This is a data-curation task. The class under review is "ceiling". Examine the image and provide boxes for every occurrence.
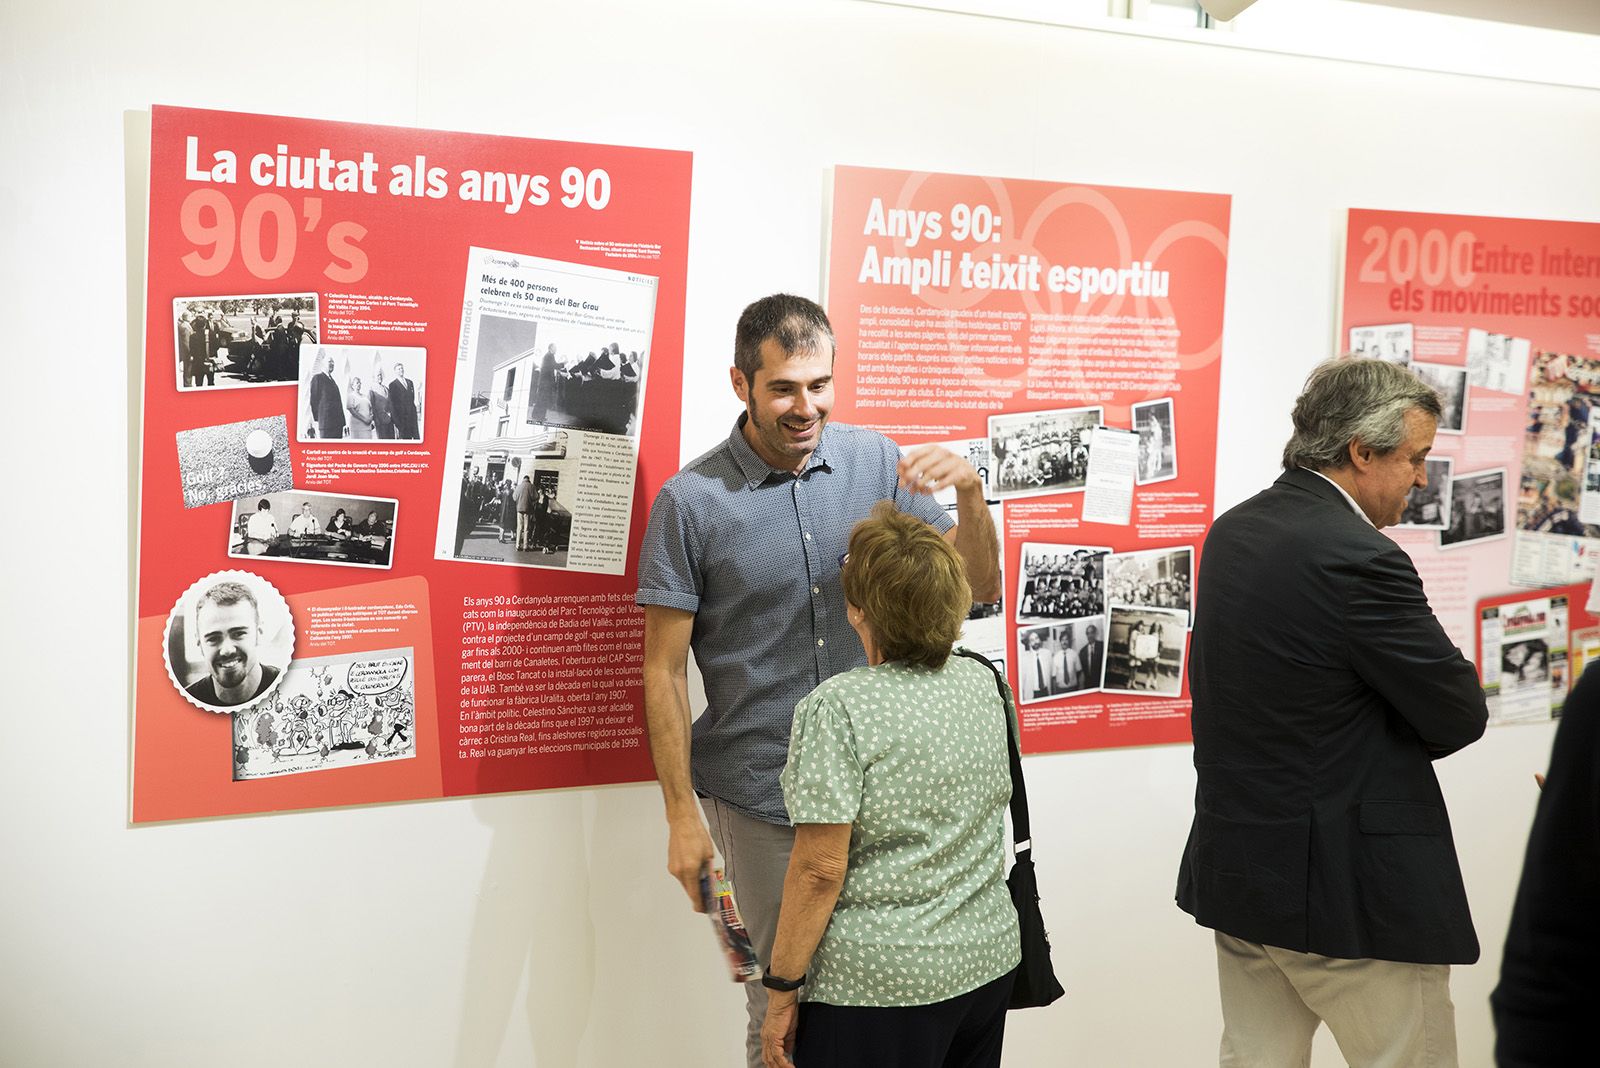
[1349,0,1600,34]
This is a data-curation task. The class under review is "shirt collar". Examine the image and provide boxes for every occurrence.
[1304,468,1375,527]
[726,414,834,489]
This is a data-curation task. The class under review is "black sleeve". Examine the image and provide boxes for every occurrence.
[1344,541,1487,758]
[1492,669,1600,1066]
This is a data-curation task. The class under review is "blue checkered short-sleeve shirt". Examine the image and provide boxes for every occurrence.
[636,417,953,823]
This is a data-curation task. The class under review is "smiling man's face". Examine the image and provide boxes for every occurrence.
[733,335,834,473]
[196,598,260,692]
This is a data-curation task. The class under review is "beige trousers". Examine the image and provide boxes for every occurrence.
[1214,932,1458,1068]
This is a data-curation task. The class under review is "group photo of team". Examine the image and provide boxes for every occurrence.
[297,345,425,443]
[1104,545,1194,628]
[987,405,1103,499]
[173,293,319,390]
[1016,543,1108,623]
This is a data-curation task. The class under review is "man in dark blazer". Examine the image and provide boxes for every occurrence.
[308,349,344,440]
[186,310,213,387]
[388,361,420,440]
[1176,357,1486,1065]
[1076,622,1104,688]
[177,310,195,387]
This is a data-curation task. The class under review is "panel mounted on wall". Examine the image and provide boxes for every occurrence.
[131,105,692,822]
[1337,206,1600,721]
[825,164,1230,753]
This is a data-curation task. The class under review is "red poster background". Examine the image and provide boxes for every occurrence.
[132,106,691,822]
[826,165,1230,753]
[1339,208,1600,655]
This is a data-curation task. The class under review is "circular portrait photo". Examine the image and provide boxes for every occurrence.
[163,570,295,712]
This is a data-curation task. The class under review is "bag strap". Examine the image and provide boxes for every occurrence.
[954,648,1032,855]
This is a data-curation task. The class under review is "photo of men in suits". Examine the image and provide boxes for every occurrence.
[388,361,421,440]
[297,345,425,444]
[1016,620,1104,701]
[1176,357,1486,1064]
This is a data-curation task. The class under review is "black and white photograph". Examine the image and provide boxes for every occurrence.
[913,437,1001,505]
[1103,605,1187,697]
[468,312,646,441]
[1500,637,1551,694]
[163,569,295,713]
[1441,468,1508,548]
[173,293,318,391]
[232,647,417,781]
[1398,457,1454,529]
[987,405,1103,499]
[436,249,657,578]
[1586,417,1600,494]
[1410,361,1468,434]
[1016,543,1109,623]
[175,414,293,509]
[1466,328,1532,394]
[449,434,577,569]
[1349,322,1413,365]
[1104,546,1194,628]
[297,344,425,443]
[1016,618,1107,704]
[1132,398,1177,485]
[228,490,397,570]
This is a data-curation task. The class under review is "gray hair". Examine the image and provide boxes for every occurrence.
[1281,357,1442,471]
[733,294,834,383]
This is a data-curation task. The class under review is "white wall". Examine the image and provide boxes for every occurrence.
[2,1,1597,1064]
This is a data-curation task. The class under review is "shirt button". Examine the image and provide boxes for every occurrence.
[803,532,812,541]
[817,638,825,647]
[811,586,820,595]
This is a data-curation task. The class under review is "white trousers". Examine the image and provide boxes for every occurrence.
[1214,932,1458,1068]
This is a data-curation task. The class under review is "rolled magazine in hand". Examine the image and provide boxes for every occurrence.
[700,863,760,982]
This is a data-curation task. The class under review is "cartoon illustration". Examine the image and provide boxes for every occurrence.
[232,648,417,781]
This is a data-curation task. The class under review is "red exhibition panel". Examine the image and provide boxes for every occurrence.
[132,106,691,821]
[1340,208,1600,728]
[826,165,1230,754]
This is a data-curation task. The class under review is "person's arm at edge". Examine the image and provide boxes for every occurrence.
[897,444,1001,602]
[642,603,714,912]
[760,822,852,1068]
[946,475,1001,603]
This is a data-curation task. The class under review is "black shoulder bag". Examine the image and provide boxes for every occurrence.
[957,649,1066,1009]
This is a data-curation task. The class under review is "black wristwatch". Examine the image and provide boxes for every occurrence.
[761,968,806,992]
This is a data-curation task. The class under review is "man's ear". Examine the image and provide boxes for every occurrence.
[1348,437,1375,472]
[730,366,750,403]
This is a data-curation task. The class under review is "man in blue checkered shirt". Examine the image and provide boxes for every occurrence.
[636,294,1000,1066]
